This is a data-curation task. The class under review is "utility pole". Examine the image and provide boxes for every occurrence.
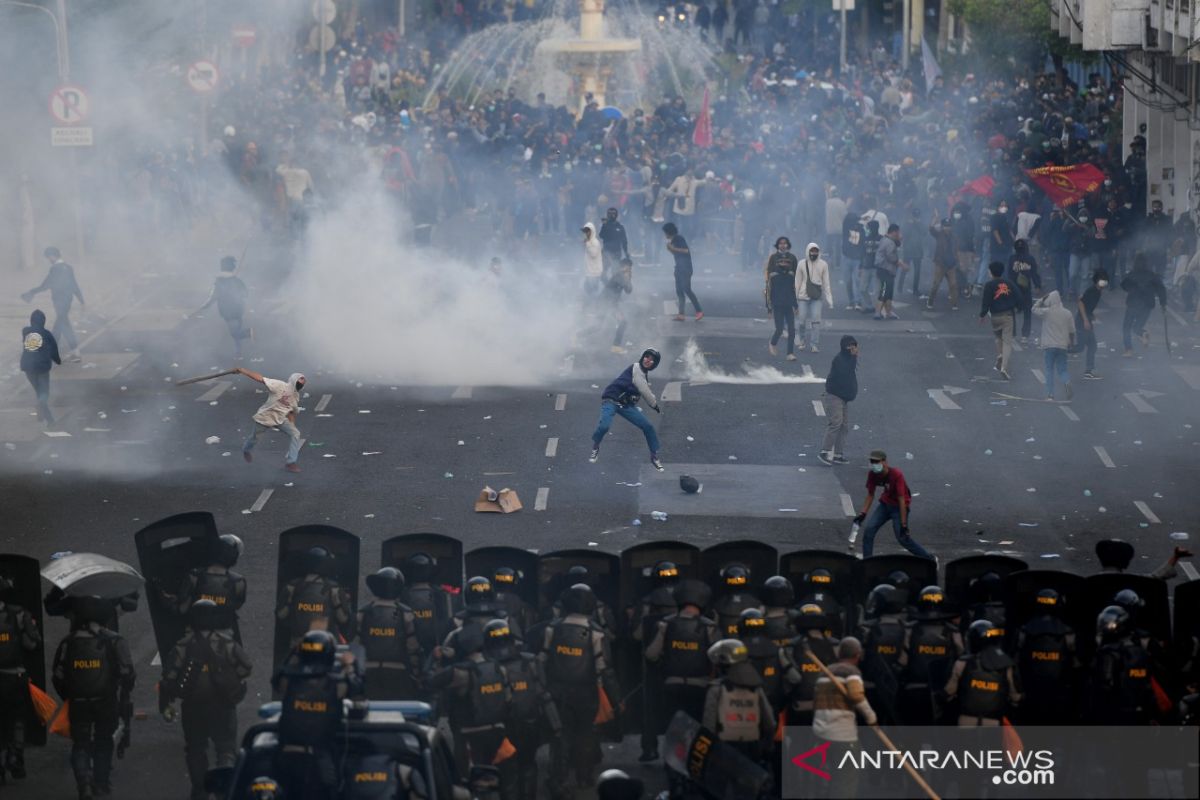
[901,0,910,70]
[54,0,84,265]
[839,0,847,76]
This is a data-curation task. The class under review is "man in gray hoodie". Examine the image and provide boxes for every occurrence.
[1032,290,1076,401]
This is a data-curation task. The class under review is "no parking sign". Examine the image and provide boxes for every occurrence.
[187,60,220,93]
[49,85,89,125]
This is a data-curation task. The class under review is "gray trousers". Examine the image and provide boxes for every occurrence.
[821,394,849,456]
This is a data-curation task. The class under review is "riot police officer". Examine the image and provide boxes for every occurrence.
[781,603,838,726]
[483,619,560,800]
[858,583,909,724]
[630,560,679,762]
[176,534,247,633]
[799,569,846,637]
[0,576,40,782]
[944,619,1021,726]
[275,547,352,651]
[759,576,796,647]
[51,595,136,800]
[356,567,421,699]
[271,629,365,800]
[711,564,763,638]
[160,599,253,800]
[438,576,509,666]
[900,585,961,724]
[539,584,621,798]
[966,572,1007,645]
[400,552,457,658]
[552,565,619,636]
[645,579,717,740]
[340,741,424,799]
[426,623,511,775]
[1088,605,1158,724]
[492,567,536,639]
[738,608,788,717]
[1015,588,1077,724]
[703,639,775,765]
[247,775,285,799]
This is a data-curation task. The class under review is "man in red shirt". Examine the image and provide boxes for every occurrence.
[853,449,933,560]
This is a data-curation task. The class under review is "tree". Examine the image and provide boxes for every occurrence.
[947,0,1095,74]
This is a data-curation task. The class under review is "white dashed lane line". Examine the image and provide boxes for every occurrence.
[1133,501,1161,524]
[195,381,232,402]
[452,386,473,399]
[1182,561,1200,581]
[534,487,550,511]
[1031,369,1045,385]
[545,438,558,457]
[555,393,567,411]
[1059,406,1079,421]
[927,388,961,410]
[812,400,825,417]
[314,394,332,412]
[839,493,855,516]
[249,489,274,513]
[1093,446,1116,469]
[1123,392,1159,414]
[662,382,683,402]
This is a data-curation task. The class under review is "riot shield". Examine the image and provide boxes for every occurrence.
[780,549,857,608]
[380,533,464,593]
[699,540,778,591]
[134,512,221,667]
[1003,569,1087,634]
[1083,572,1171,643]
[536,549,620,617]
[464,546,539,607]
[0,554,47,746]
[618,541,701,613]
[854,555,937,604]
[663,711,772,798]
[272,526,360,676]
[944,555,1029,615]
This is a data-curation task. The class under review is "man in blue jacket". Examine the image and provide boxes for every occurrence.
[20,309,61,425]
[590,348,665,471]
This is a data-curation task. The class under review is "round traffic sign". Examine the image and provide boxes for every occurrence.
[309,24,336,52]
[49,85,89,125]
[312,0,337,24]
[187,61,220,93]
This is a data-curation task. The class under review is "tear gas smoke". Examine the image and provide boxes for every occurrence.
[682,338,825,385]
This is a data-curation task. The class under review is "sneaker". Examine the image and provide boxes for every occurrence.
[650,455,665,472]
[243,451,252,463]
[284,462,302,473]
[1045,395,1054,402]
[1065,383,1074,401]
[785,353,797,361]
[1020,336,1029,345]
[695,311,704,321]
[999,369,1012,381]
[832,454,850,464]
[673,314,685,321]
[951,304,959,311]
[64,353,82,363]
[1083,371,1102,380]
[994,356,1002,372]
[925,301,934,310]
[588,448,599,463]
[887,312,899,320]
[845,304,857,311]
[810,344,819,353]
[768,343,778,356]
[817,451,834,466]
[853,303,863,311]
[1122,349,1134,358]
[610,345,627,354]
[873,313,884,320]
[796,340,807,351]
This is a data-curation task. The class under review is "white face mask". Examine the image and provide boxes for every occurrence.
[1097,280,1109,288]
[953,213,962,220]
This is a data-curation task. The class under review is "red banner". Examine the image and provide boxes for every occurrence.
[948,174,995,208]
[692,87,712,149]
[1025,164,1106,207]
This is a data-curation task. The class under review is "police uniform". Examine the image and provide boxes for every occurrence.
[645,607,718,729]
[1016,613,1077,724]
[427,647,511,774]
[402,580,457,658]
[0,596,40,780]
[356,599,421,699]
[276,572,352,650]
[631,582,677,760]
[783,629,838,726]
[491,646,559,800]
[1089,634,1156,724]
[51,615,135,799]
[176,565,246,631]
[701,663,776,764]
[944,648,1021,726]
[712,585,762,638]
[160,616,253,800]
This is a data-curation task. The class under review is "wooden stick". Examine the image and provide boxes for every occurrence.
[175,368,238,386]
[803,645,941,800]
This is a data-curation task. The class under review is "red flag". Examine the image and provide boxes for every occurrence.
[1025,164,1107,207]
[1001,716,1024,759]
[948,175,995,208]
[692,87,712,149]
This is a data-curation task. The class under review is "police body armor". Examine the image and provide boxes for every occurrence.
[466,659,508,730]
[801,592,845,636]
[287,578,338,640]
[713,594,760,638]
[0,606,25,669]
[1018,617,1071,688]
[959,651,1012,719]
[744,637,785,712]
[501,654,542,723]
[790,636,837,706]
[971,602,1007,639]
[405,584,449,653]
[662,615,711,680]
[638,587,677,643]
[546,620,595,687]
[1098,639,1153,718]
[189,570,242,622]
[63,632,117,699]
[715,684,762,742]
[280,674,341,747]
[865,617,907,675]
[342,752,400,799]
[359,603,409,665]
[763,612,794,648]
[905,622,955,687]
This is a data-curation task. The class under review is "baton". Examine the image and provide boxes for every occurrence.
[176,368,239,386]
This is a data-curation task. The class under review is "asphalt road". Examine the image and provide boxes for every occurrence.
[2,234,1198,799]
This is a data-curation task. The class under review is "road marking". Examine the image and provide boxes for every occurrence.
[545,437,558,457]
[1093,445,1116,469]
[840,493,855,516]
[196,381,231,402]
[1168,307,1189,328]
[151,651,161,667]
[1011,340,1023,352]
[1182,561,1200,581]
[314,394,332,412]
[534,487,550,511]
[802,364,815,379]
[250,489,274,512]
[812,400,825,416]
[1123,392,1158,414]
[1031,369,1045,385]
[1059,406,1079,421]
[554,393,567,411]
[662,382,682,402]
[43,430,72,438]
[1173,366,1200,391]
[452,386,473,399]
[1133,500,1161,524]
[927,388,962,410]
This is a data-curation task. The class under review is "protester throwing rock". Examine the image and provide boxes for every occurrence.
[237,368,307,473]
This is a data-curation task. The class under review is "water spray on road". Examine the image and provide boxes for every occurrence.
[681,339,826,385]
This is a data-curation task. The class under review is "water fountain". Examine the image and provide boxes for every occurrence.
[535,0,640,110]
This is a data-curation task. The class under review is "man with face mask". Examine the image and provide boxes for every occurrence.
[796,243,834,352]
[1071,269,1108,379]
[852,450,933,560]
[598,207,630,278]
[237,368,307,473]
[764,237,799,360]
[590,348,664,471]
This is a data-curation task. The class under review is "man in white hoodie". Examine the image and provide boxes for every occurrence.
[238,368,307,472]
[796,243,835,353]
[581,222,605,296]
[1032,290,1076,402]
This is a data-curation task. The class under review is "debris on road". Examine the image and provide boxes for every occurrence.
[205,436,220,445]
[475,486,522,513]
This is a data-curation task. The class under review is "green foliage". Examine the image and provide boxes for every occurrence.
[947,0,1096,72]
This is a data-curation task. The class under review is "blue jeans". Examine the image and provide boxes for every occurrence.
[24,370,53,424]
[1043,347,1069,397]
[843,256,861,305]
[591,399,660,455]
[1068,253,1093,298]
[244,420,302,464]
[862,503,932,559]
[974,240,993,286]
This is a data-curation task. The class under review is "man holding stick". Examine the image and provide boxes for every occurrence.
[236,368,306,473]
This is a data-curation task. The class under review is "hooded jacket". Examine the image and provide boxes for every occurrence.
[602,361,659,409]
[1032,291,1076,350]
[824,341,858,402]
[797,243,834,308]
[764,249,798,311]
[252,372,305,427]
[21,310,61,373]
[582,223,604,278]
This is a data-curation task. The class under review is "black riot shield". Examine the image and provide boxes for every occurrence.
[663,711,772,798]
[272,526,360,676]
[1174,579,1200,671]
[619,541,701,614]
[1083,572,1171,644]
[134,512,221,668]
[854,555,938,606]
[1003,569,1087,635]
[381,533,464,593]
[464,546,539,607]
[699,541,778,591]
[536,549,620,617]
[944,555,1029,614]
[0,554,47,746]
[780,549,857,607]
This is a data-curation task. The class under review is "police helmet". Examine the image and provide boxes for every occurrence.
[465,576,496,609]
[188,598,221,630]
[1034,587,1061,614]
[365,567,406,599]
[493,566,520,588]
[793,602,828,630]
[303,546,334,577]
[707,638,749,666]
[72,595,111,625]
[679,475,701,494]
[885,570,911,591]
[966,619,1000,654]
[402,552,437,583]
[969,572,1002,602]
[297,629,337,673]
[916,585,947,618]
[560,583,597,616]
[738,607,767,638]
[597,769,645,800]
[1096,604,1131,641]
[866,584,906,617]
[215,534,243,568]
[483,619,514,657]
[806,568,835,588]
[720,563,751,590]
[565,565,591,585]
[651,561,679,585]
[1112,588,1145,613]
[672,579,712,610]
[761,575,794,608]
[640,348,661,371]
[248,776,285,800]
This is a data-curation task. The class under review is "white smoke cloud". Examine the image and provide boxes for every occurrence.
[681,338,825,385]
